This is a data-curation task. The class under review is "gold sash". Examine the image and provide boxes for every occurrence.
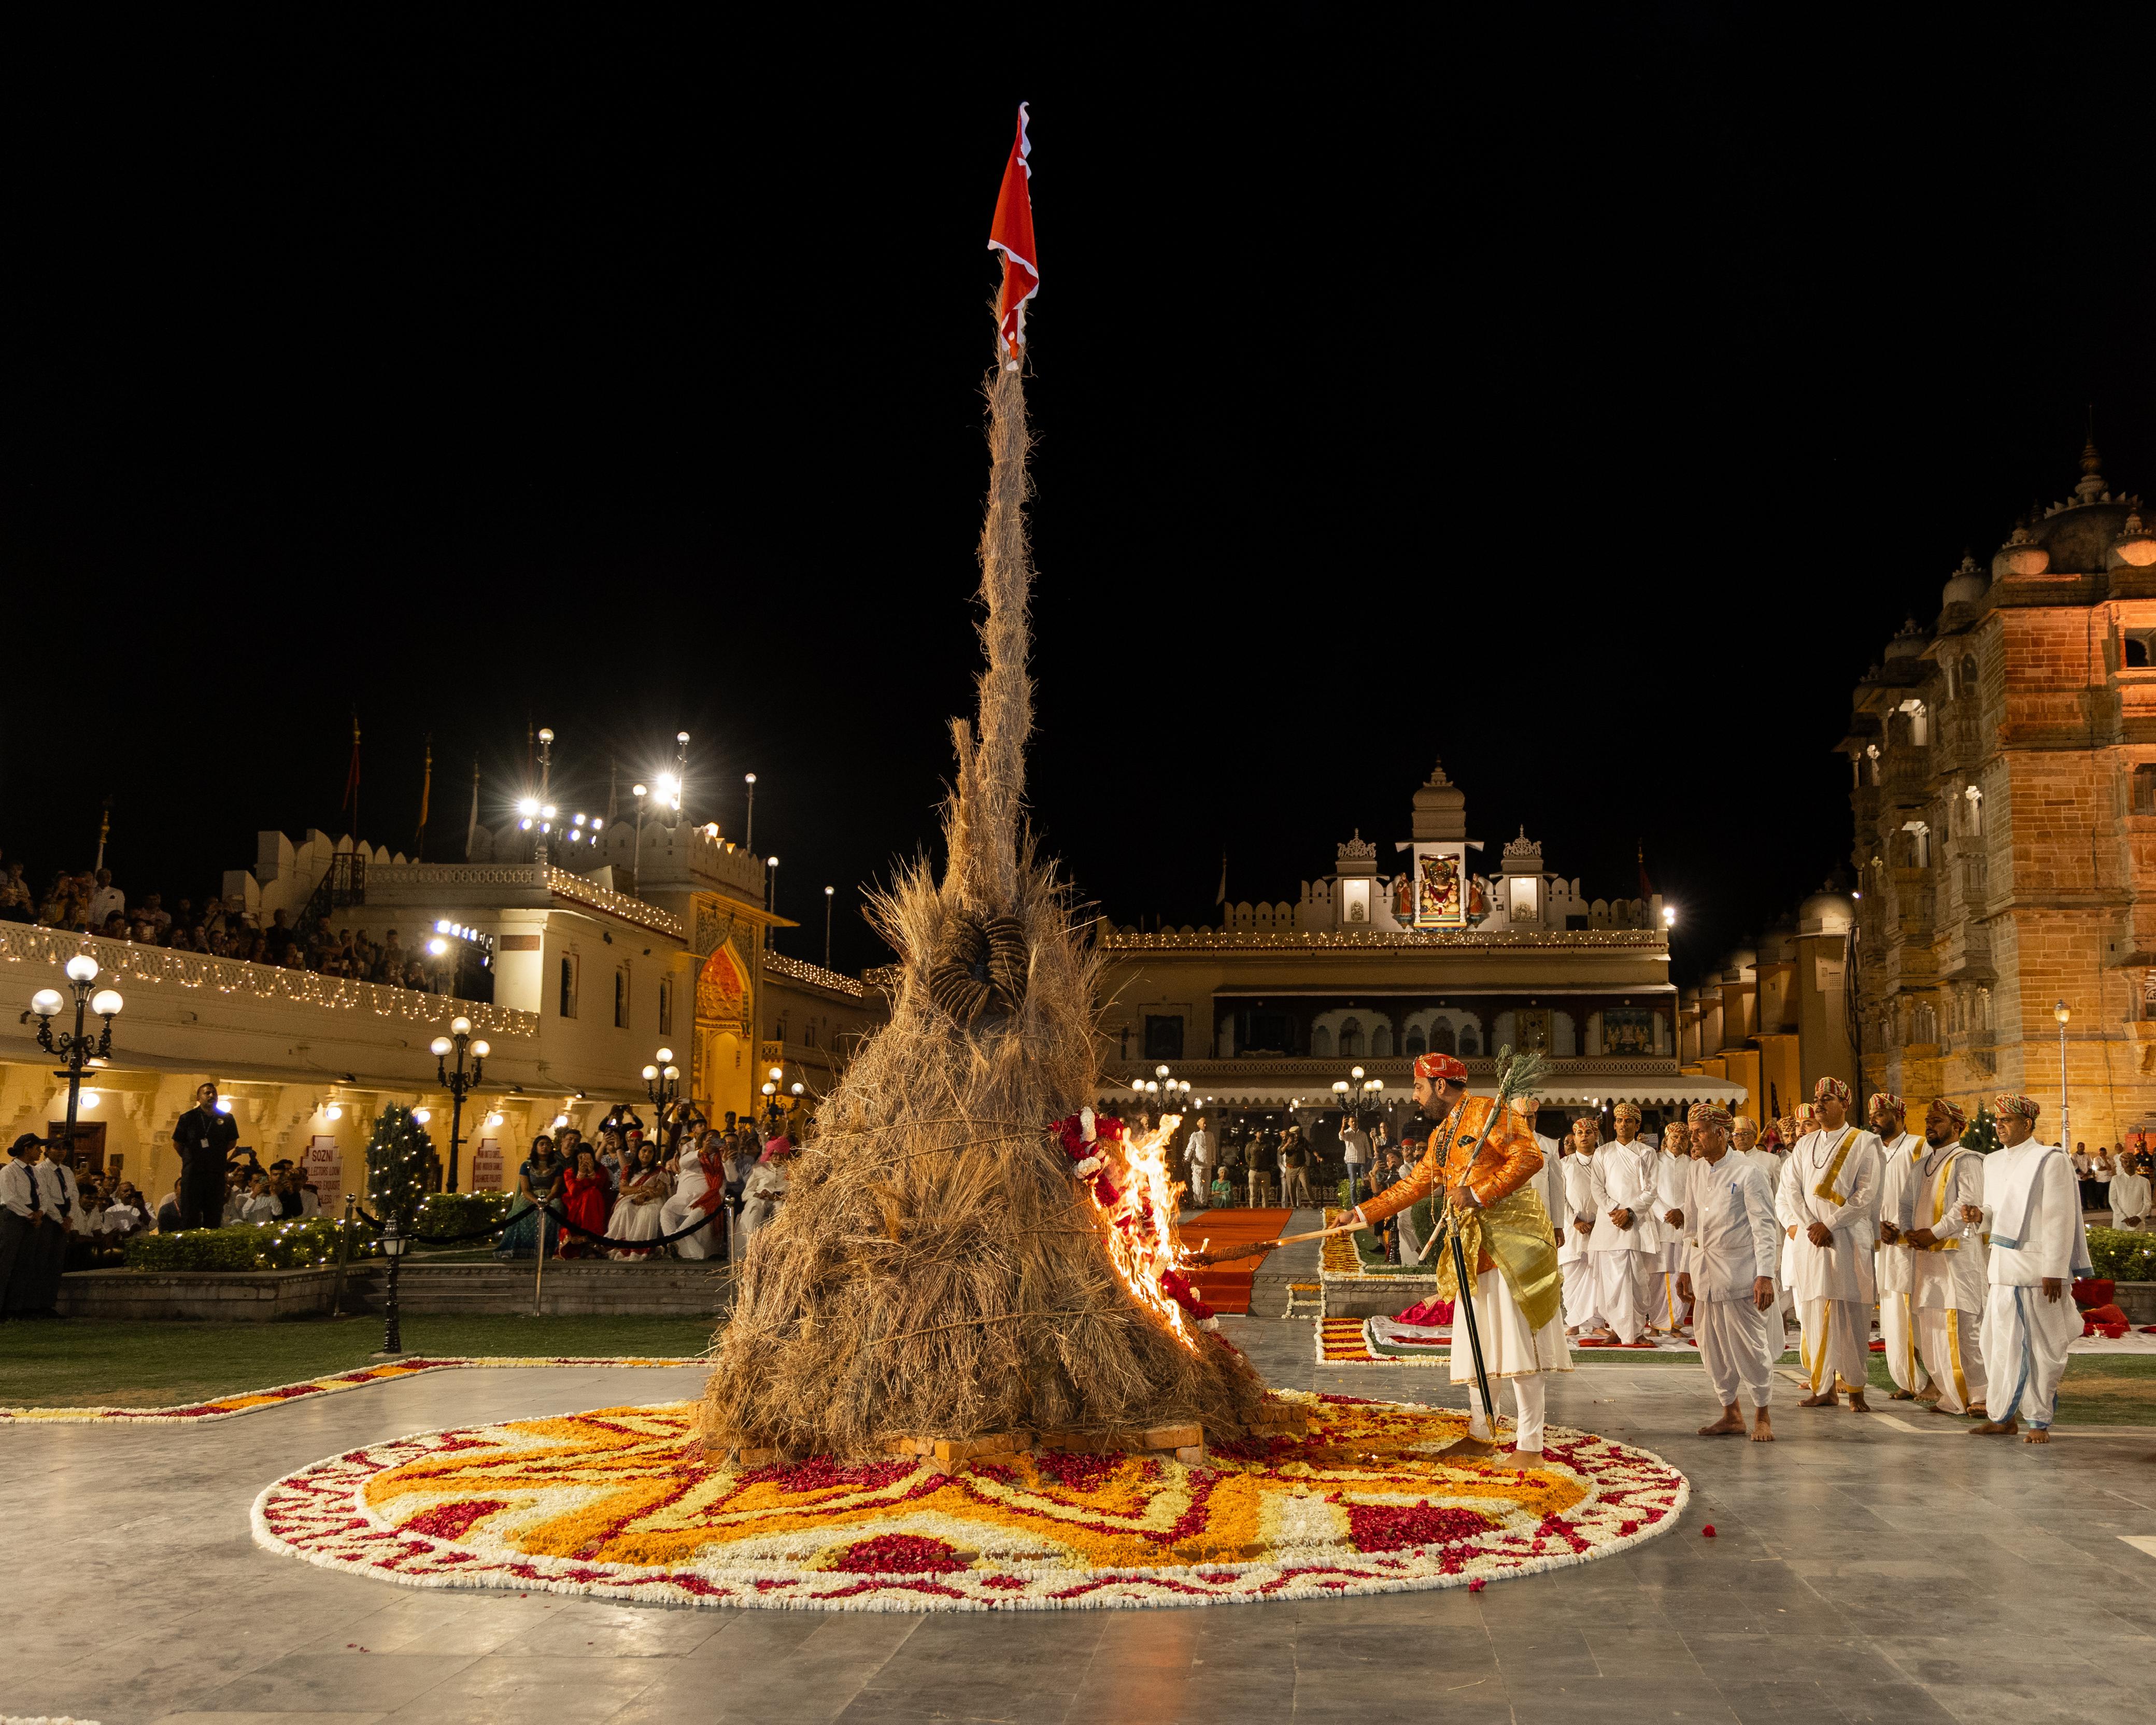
[1916,1148,1969,1251]
[1436,1181,1564,1333]
[1812,1128,1860,1205]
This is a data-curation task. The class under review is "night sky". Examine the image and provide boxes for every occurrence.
[7,22,2154,980]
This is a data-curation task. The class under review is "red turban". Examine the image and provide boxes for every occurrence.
[1414,1051,1468,1083]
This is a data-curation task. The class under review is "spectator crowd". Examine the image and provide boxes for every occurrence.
[0,857,452,993]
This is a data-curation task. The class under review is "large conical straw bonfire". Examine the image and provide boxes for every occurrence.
[703,108,1269,1460]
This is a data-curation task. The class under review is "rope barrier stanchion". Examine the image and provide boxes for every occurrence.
[533,1197,549,1317]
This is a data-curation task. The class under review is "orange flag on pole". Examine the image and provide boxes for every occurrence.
[987,103,1037,360]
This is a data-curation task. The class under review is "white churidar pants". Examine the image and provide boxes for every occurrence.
[1695,1295,1774,1409]
[1982,1282,2076,1428]
[1455,1264,1568,1451]
[1913,1306,1985,1415]
[1881,1289,1928,1395]
[1592,1252,1648,1342]
[1797,1296,1870,1394]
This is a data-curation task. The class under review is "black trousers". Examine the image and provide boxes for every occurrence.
[179,1165,226,1229]
[0,1210,35,1314]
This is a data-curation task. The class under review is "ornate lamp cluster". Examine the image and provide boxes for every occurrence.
[25,953,124,1161]
[428,1015,491,1192]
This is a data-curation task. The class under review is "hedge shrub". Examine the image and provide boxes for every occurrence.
[123,1220,379,1273]
[414,1191,513,1239]
[2086,1226,2156,1284]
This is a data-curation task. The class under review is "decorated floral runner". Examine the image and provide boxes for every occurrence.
[252,1392,1687,1611]
[0,1357,702,1424]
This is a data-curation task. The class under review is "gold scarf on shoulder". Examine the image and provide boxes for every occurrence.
[1812,1128,1860,1205]
[1435,1170,1563,1333]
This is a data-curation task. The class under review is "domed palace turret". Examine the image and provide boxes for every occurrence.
[1814,437,2156,1146]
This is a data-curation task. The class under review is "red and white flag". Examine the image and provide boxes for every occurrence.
[987,103,1037,358]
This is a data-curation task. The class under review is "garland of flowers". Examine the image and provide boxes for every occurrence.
[1,1356,699,1424]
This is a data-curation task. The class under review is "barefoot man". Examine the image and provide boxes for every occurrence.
[1559,1115,1601,1336]
[1777,1078,1881,1412]
[1869,1092,1931,1403]
[1676,1104,1780,1441]
[1968,1094,2092,1444]
[1346,1051,1569,1464]
[1906,1097,1988,1418]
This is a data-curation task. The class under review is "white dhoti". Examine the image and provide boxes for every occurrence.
[1797,1297,1870,1394]
[1454,1264,1569,1451]
[1560,1256,1597,1328]
[1695,1296,1774,1409]
[1983,1281,2076,1429]
[1913,1305,1985,1415]
[1646,1262,1686,1332]
[1591,1252,1649,1341]
[1880,1285,1928,1396]
[660,1193,725,1259]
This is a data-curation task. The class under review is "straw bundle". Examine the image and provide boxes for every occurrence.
[702,364,1267,1457]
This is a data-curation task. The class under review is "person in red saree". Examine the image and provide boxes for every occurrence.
[559,1147,612,1258]
[1346,1051,1570,1464]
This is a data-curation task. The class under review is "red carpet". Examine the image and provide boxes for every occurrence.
[1182,1209,1292,1315]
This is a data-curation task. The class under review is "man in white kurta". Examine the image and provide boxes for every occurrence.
[1734,1116,1792,1354]
[1677,1104,1781,1441]
[2109,1153,2152,1229]
[1868,1092,1931,1402]
[1586,1103,1661,1344]
[1902,1097,1988,1416]
[1970,1095,2092,1443]
[1183,1116,1216,1210]
[1649,1120,1693,1335]
[1777,1078,1880,1411]
[1558,1116,1601,1334]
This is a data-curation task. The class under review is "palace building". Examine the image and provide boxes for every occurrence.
[1093,762,1746,1137]
[0,812,886,1206]
[1839,440,2156,1146]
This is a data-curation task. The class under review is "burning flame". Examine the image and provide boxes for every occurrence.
[1086,1111,1200,1351]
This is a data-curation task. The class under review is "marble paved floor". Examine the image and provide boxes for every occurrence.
[7,1227,2156,1724]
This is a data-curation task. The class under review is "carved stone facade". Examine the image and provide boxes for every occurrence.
[1841,441,2156,1146]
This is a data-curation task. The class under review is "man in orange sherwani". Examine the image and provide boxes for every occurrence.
[1347,1051,1570,1464]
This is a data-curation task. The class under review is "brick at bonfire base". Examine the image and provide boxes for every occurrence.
[930,1431,1030,1466]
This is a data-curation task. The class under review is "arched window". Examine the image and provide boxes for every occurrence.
[1310,1025,1333,1058]
[1960,654,1978,696]
[1428,1021,1456,1055]
[1371,1024,1394,1057]
[1459,1024,1481,1056]
[1403,1029,1426,1057]
[1339,1018,1364,1058]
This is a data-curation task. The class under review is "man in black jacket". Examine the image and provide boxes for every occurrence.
[172,1082,239,1228]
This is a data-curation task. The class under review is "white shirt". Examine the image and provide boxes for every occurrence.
[1185,1129,1215,1168]
[34,1160,80,1226]
[2111,1166,2153,1221]
[1983,1141,2092,1285]
[242,1191,282,1224]
[1558,1152,1596,1264]
[1587,1138,1662,1253]
[88,885,126,925]
[1340,1128,1369,1166]
[1654,1149,1691,1226]
[1683,1151,1781,1300]
[1776,1127,1882,1303]
[0,1159,40,1221]
[1873,1132,1925,1293]
[1908,1139,1987,1311]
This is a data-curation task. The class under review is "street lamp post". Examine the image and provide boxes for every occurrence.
[534,727,555,866]
[642,1047,683,1139]
[631,782,648,895]
[767,855,779,917]
[376,1214,407,1357]
[26,954,123,1168]
[429,1015,490,1193]
[760,1065,787,1137]
[2055,999,2070,1145]
[744,773,757,854]
[824,884,835,970]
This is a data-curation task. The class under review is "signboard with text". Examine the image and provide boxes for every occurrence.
[472,1137,505,1192]
[305,1135,343,1212]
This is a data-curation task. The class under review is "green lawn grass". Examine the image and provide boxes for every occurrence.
[1,1314,717,1408]
[1849,1351,2155,1425]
